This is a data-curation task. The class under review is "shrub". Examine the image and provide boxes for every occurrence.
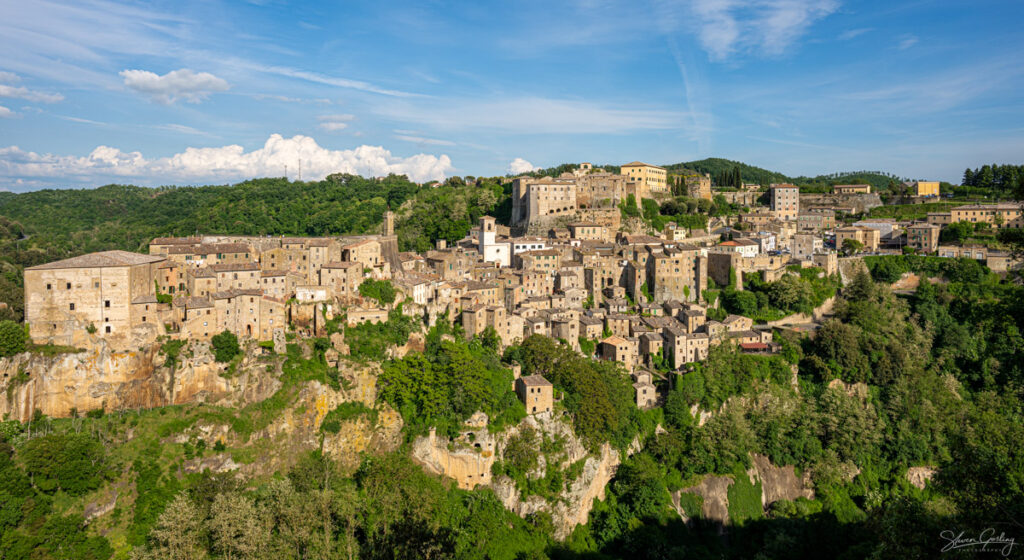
[358,279,397,305]
[19,433,111,495]
[210,330,240,363]
[0,320,26,357]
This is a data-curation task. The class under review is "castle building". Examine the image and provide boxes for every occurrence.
[24,251,166,345]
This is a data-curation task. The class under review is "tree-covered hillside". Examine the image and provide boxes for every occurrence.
[666,157,903,191]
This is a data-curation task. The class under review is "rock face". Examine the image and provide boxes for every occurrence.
[747,453,815,506]
[411,411,623,540]
[162,360,402,479]
[677,453,815,528]
[0,339,281,422]
[905,466,936,490]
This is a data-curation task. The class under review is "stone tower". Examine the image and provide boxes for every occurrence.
[383,210,395,236]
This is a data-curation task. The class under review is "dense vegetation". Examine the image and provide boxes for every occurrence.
[667,158,903,192]
[378,326,524,438]
[717,266,840,322]
[961,163,1024,194]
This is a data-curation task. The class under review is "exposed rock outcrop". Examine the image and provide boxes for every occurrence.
[411,410,626,540]
[676,453,815,529]
[747,453,815,506]
[0,339,278,422]
[906,466,936,490]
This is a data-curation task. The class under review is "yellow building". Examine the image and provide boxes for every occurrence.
[950,203,1024,228]
[621,161,668,194]
[907,181,940,197]
[833,184,871,194]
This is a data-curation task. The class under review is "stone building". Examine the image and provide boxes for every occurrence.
[647,245,707,304]
[515,375,553,414]
[685,174,712,200]
[25,251,166,345]
[511,176,579,227]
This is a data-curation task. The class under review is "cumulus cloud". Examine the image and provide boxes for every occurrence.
[0,72,63,103]
[0,134,454,186]
[686,0,838,60]
[0,106,13,118]
[120,68,230,104]
[318,114,355,132]
[507,158,536,175]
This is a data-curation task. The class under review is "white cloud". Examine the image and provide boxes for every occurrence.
[0,72,64,103]
[838,27,872,40]
[395,135,456,146]
[685,0,838,60]
[120,68,229,104]
[898,35,918,50]
[0,134,454,185]
[318,114,355,122]
[157,124,214,136]
[318,114,355,132]
[507,158,536,175]
[0,106,13,118]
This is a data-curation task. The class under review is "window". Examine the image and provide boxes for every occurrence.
[47,283,52,290]
[142,316,146,322]
[94,282,99,288]
[104,300,110,308]
[69,303,75,310]
[105,326,111,333]
[66,282,71,289]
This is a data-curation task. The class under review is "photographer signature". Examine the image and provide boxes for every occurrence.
[941,529,1018,557]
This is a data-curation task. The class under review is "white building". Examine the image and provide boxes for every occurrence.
[478,216,511,267]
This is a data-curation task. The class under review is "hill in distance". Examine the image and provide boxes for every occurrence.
[666,157,905,191]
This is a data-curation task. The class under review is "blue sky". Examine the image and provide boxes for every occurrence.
[0,0,1022,191]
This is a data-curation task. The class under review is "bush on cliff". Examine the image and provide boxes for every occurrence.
[0,320,26,357]
[211,330,240,363]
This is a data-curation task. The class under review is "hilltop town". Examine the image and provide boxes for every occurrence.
[2,159,1024,559]
[17,162,1023,414]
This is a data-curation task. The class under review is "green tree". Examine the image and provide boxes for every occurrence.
[841,238,864,255]
[0,320,26,357]
[940,221,973,244]
[19,432,110,495]
[358,279,397,305]
[211,330,241,363]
